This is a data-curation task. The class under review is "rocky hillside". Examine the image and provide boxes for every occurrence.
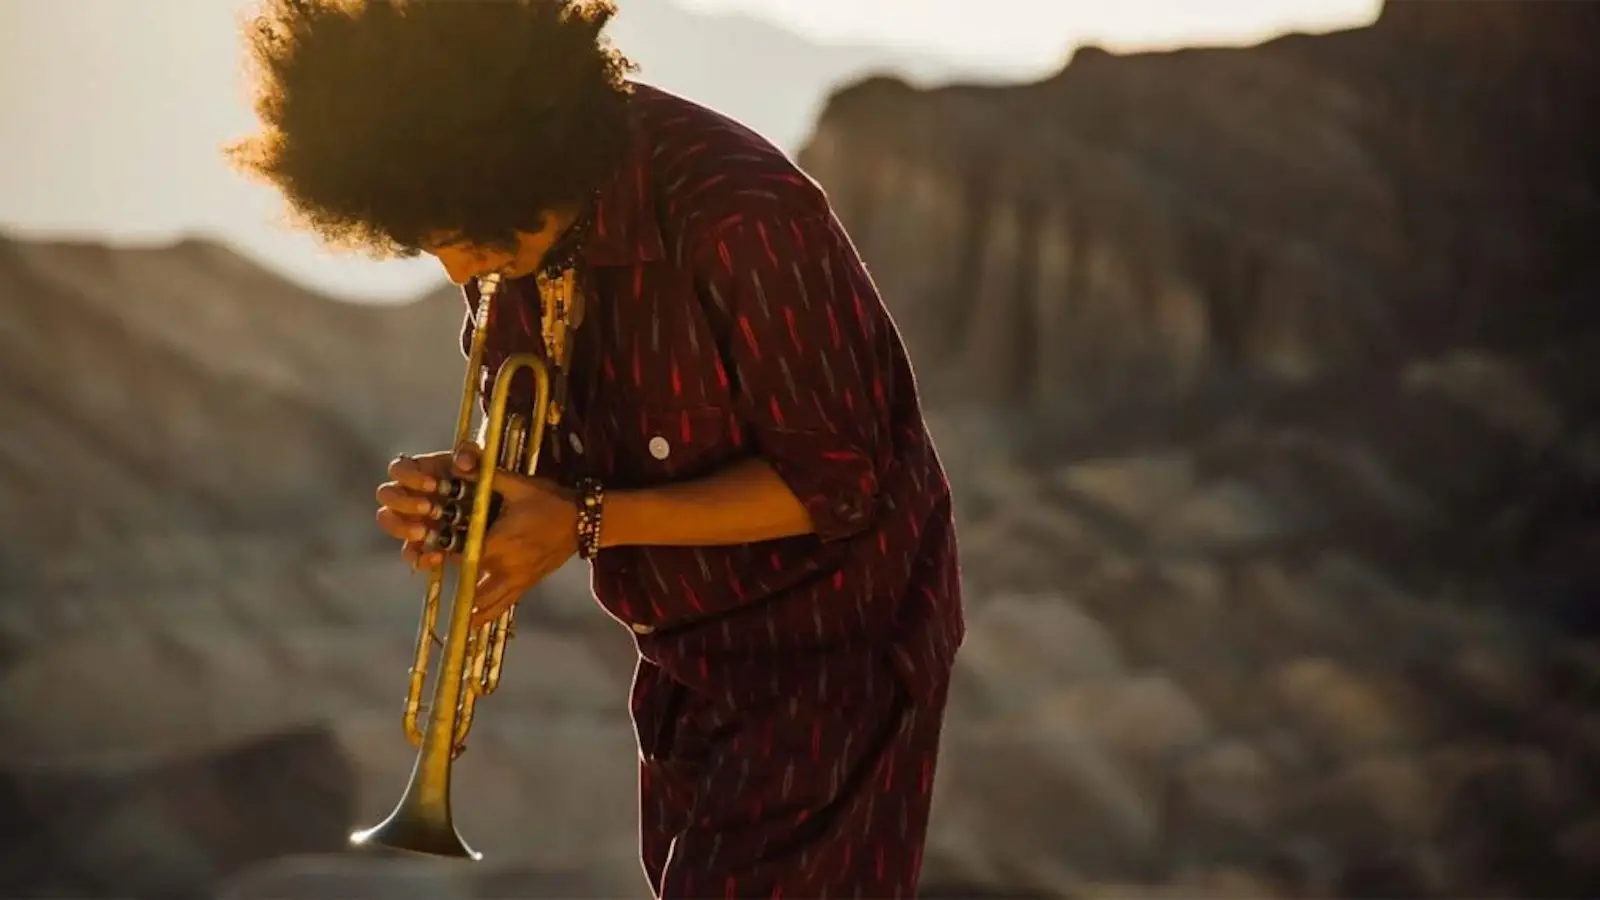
[2,1,1599,898]
[0,233,472,895]
[802,1,1600,418]
[796,0,1600,895]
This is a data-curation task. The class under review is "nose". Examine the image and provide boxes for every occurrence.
[440,257,476,286]
[429,246,485,286]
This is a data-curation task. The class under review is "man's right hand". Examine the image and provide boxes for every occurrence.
[376,445,483,569]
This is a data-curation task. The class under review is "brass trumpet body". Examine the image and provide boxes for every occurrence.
[349,273,550,860]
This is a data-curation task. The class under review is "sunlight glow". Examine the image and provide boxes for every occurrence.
[673,0,1383,68]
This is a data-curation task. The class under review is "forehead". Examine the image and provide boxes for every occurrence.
[419,231,472,253]
[419,229,532,254]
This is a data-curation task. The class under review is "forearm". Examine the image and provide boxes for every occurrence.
[600,457,816,549]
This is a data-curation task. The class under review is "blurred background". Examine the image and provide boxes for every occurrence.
[2,0,1598,897]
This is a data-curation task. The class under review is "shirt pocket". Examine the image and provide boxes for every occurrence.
[614,404,743,487]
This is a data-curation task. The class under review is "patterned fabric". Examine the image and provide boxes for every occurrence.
[639,664,950,899]
[460,83,964,897]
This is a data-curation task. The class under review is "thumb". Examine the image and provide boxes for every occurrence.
[453,442,482,475]
[483,466,536,500]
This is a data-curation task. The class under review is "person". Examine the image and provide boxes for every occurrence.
[227,1,964,896]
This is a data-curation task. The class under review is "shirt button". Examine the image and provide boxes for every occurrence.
[568,432,584,454]
[630,622,656,635]
[648,436,671,460]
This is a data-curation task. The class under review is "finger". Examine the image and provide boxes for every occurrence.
[474,568,500,597]
[404,544,448,571]
[388,455,440,493]
[406,553,447,571]
[376,482,438,517]
[469,573,518,629]
[376,508,430,543]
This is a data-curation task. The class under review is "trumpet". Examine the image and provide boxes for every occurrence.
[349,272,550,860]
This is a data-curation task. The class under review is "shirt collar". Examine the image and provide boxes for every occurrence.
[583,97,665,268]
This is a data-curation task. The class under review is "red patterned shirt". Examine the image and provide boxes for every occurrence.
[461,83,963,705]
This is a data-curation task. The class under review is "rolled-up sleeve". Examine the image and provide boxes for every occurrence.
[697,208,892,543]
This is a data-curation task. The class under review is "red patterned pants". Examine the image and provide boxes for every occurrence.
[633,659,950,899]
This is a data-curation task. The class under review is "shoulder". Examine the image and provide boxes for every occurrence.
[631,83,831,247]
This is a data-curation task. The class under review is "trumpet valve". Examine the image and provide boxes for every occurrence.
[435,476,472,502]
[423,526,469,554]
[430,500,471,528]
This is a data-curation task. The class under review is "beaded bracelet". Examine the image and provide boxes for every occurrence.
[575,477,605,560]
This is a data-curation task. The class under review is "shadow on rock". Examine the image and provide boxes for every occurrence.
[0,724,355,899]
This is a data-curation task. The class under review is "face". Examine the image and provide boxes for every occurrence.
[422,207,579,285]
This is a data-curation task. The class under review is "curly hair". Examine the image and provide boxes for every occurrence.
[225,0,637,258]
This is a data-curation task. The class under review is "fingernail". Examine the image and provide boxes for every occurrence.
[422,477,437,491]
[411,526,426,540]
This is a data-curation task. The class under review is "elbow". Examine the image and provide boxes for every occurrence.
[775,449,883,544]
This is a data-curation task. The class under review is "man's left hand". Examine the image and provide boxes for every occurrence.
[463,469,579,629]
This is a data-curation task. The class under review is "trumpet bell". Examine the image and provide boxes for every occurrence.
[348,818,479,861]
[348,774,481,860]
[349,820,479,861]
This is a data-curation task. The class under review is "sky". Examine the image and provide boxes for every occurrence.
[0,0,1381,303]
[677,0,1380,66]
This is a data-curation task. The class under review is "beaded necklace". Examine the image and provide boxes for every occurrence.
[529,198,596,428]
